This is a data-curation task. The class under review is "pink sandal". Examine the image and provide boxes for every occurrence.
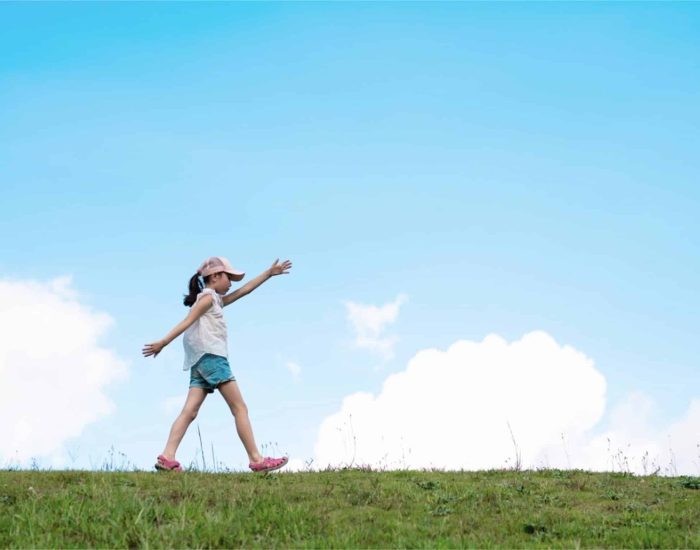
[155,454,183,472]
[249,456,288,473]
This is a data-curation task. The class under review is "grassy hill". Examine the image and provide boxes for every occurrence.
[1,468,699,548]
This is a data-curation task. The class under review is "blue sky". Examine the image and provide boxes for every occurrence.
[1,3,698,473]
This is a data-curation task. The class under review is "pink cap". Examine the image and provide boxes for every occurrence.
[197,256,245,281]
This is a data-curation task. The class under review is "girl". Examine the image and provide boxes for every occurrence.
[142,256,292,473]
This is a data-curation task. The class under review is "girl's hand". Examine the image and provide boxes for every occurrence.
[142,340,166,358]
[269,258,292,276]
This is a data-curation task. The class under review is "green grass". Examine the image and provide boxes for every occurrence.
[1,468,699,548]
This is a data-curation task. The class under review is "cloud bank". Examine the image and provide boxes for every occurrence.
[312,331,699,475]
[0,276,128,464]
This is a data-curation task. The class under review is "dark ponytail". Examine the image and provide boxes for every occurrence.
[183,273,203,307]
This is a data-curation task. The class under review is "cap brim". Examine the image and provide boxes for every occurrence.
[225,270,245,282]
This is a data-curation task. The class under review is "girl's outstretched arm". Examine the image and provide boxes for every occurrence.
[142,294,214,358]
[223,258,292,307]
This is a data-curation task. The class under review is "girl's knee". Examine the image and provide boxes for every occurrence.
[231,401,248,417]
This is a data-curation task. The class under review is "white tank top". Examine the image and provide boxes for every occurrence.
[182,288,228,370]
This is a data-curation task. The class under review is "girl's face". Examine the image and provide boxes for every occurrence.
[209,272,233,294]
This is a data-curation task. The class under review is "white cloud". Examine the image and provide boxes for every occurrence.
[281,457,309,472]
[313,331,700,475]
[344,294,408,360]
[565,393,700,476]
[0,276,128,463]
[285,361,301,380]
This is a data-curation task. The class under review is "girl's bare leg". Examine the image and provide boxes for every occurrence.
[162,387,208,460]
[218,381,264,464]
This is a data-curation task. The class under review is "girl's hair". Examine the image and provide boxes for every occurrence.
[184,273,204,307]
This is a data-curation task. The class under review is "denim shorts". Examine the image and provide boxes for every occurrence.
[189,354,236,394]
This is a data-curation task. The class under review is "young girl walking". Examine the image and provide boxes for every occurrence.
[143,256,292,473]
